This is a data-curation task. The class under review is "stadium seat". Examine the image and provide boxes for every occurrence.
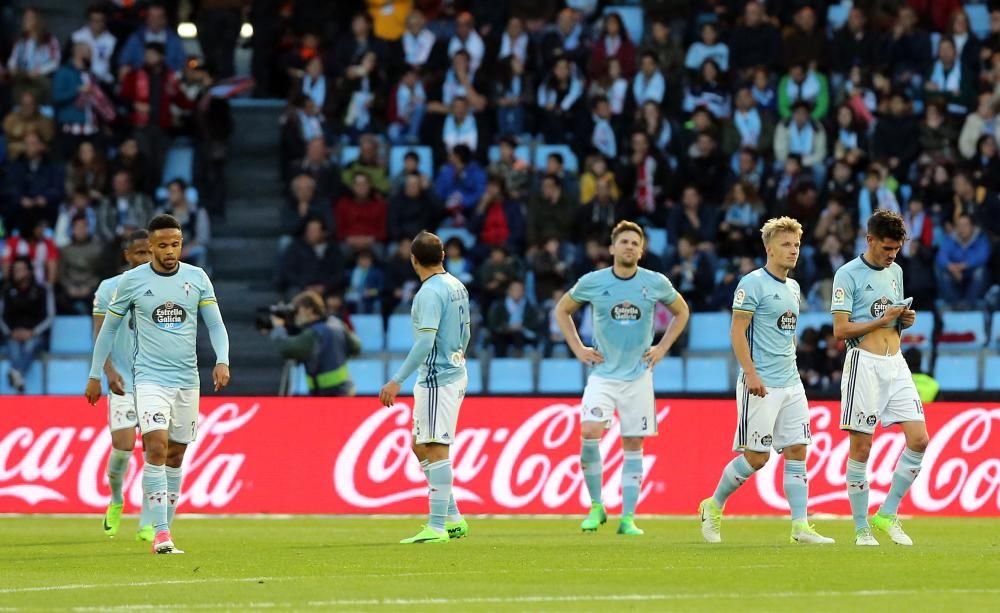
[352,314,385,353]
[645,227,668,257]
[161,146,194,184]
[289,364,309,396]
[652,356,683,393]
[488,144,531,164]
[436,227,476,250]
[966,3,990,39]
[386,313,414,353]
[992,312,1000,348]
[0,360,43,395]
[538,358,584,394]
[154,184,199,205]
[488,357,534,394]
[603,6,644,43]
[45,358,90,395]
[938,311,986,350]
[685,357,729,392]
[348,359,385,395]
[935,354,980,392]
[339,145,360,166]
[533,144,578,173]
[387,358,418,394]
[795,311,828,339]
[389,145,433,178]
[900,310,934,351]
[686,312,731,352]
[466,358,483,394]
[983,355,1000,391]
[50,316,93,355]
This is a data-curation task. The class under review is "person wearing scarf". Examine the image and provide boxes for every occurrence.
[402,11,436,68]
[777,63,829,121]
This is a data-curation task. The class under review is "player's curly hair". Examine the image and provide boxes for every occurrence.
[867,209,907,242]
[760,216,803,245]
[611,220,644,245]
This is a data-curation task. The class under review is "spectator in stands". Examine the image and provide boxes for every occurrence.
[958,93,1000,160]
[110,137,152,196]
[777,62,830,122]
[383,237,422,315]
[340,134,390,196]
[619,131,671,226]
[858,166,901,222]
[493,15,532,69]
[157,179,211,268]
[65,141,108,202]
[118,2,185,75]
[718,182,764,257]
[668,186,719,247]
[887,6,932,82]
[443,237,474,286]
[494,55,534,138]
[389,150,431,196]
[685,21,728,73]
[579,155,618,205]
[388,66,426,145]
[527,174,574,248]
[589,11,636,79]
[285,174,326,236]
[905,348,939,403]
[488,136,532,202]
[541,8,589,70]
[925,37,974,115]
[333,13,388,82]
[722,86,774,157]
[582,95,617,160]
[635,100,678,163]
[487,279,541,357]
[434,143,486,227]
[536,56,584,144]
[530,238,571,303]
[899,196,939,309]
[441,96,478,154]
[830,104,868,172]
[632,51,666,107]
[970,135,1000,193]
[401,10,436,70]
[389,171,441,242]
[6,7,60,103]
[344,249,384,314]
[951,171,1000,237]
[52,42,107,159]
[71,4,117,85]
[280,94,323,180]
[0,256,54,393]
[729,1,783,77]
[682,131,728,203]
[829,8,880,80]
[665,234,714,311]
[477,245,520,309]
[338,50,384,137]
[935,214,992,309]
[813,195,855,247]
[797,327,825,390]
[784,6,823,70]
[2,91,55,159]
[468,175,525,254]
[774,101,828,186]
[294,55,331,117]
[334,172,388,252]
[53,188,99,249]
[197,0,243,79]
[291,138,338,203]
[277,216,345,296]
[918,99,959,163]
[449,12,485,73]
[56,215,103,314]
[683,60,730,120]
[4,131,64,230]
[97,170,154,245]
[2,218,59,285]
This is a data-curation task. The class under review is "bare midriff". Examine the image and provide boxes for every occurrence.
[857,326,900,356]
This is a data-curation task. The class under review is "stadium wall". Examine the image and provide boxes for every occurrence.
[1,397,997,517]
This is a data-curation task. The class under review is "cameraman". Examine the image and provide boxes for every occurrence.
[269,291,361,396]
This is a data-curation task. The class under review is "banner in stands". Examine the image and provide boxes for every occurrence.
[1,397,998,516]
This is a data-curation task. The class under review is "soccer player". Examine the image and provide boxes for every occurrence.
[831,209,926,546]
[85,214,231,554]
[698,217,834,545]
[93,230,155,542]
[380,231,471,544]
[555,221,690,535]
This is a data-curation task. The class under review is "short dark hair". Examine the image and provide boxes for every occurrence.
[547,152,564,166]
[411,230,444,267]
[867,209,907,242]
[611,220,645,246]
[293,290,327,319]
[167,178,187,190]
[125,229,149,248]
[148,214,182,233]
[451,144,472,165]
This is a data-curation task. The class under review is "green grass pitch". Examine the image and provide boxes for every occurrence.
[3,517,999,611]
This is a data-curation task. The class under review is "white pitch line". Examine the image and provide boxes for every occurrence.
[0,576,286,595]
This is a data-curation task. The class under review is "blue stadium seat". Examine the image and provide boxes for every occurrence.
[436,227,476,250]
[386,313,414,353]
[348,359,385,395]
[652,356,683,393]
[45,358,90,395]
[992,311,1000,348]
[900,310,934,351]
[388,358,418,394]
[389,145,434,178]
[938,311,986,350]
[603,6,644,43]
[339,145,360,166]
[352,314,385,353]
[488,357,534,393]
[966,3,990,39]
[488,144,531,164]
[685,357,729,392]
[538,358,584,394]
[645,227,668,257]
[935,354,980,392]
[0,360,43,395]
[687,312,731,352]
[983,356,1000,391]
[161,146,194,184]
[466,358,483,394]
[795,311,828,339]
[290,364,309,395]
[51,316,93,355]
[533,144,578,173]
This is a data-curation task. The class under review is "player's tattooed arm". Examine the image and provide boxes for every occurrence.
[555,292,603,366]
[731,310,766,397]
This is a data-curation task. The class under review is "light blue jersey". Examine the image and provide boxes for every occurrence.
[89,263,230,389]
[569,267,678,381]
[731,268,801,387]
[93,274,137,392]
[392,272,471,388]
[830,255,905,349]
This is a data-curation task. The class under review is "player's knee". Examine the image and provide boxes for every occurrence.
[424,443,449,463]
[144,441,168,462]
[849,438,872,462]
[743,451,769,471]
[782,445,807,462]
[909,434,929,453]
[580,423,604,440]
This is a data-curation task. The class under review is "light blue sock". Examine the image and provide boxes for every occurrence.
[142,462,168,533]
[138,490,154,529]
[783,459,808,522]
[712,455,756,507]
[879,448,923,517]
[107,448,131,505]
[581,439,603,505]
[426,460,452,532]
[621,450,643,517]
[422,459,461,522]
[165,466,182,527]
[846,459,870,531]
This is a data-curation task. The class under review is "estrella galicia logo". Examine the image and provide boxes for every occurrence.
[152,412,166,425]
[152,301,186,330]
[870,296,891,318]
[610,301,641,325]
[776,310,797,335]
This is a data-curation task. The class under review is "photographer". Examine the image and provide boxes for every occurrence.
[268,290,361,396]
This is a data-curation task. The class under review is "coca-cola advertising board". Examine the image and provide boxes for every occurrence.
[1,397,998,516]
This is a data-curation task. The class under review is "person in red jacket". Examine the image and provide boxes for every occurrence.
[589,11,636,80]
[335,172,388,253]
[120,42,192,186]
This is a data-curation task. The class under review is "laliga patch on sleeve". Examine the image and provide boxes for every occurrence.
[734,288,746,307]
[832,287,846,307]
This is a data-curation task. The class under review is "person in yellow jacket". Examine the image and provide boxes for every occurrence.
[367,0,411,41]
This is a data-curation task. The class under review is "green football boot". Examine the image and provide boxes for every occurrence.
[871,512,913,545]
[698,497,722,543]
[135,524,155,542]
[580,503,607,532]
[617,513,644,536]
[446,518,469,539]
[103,503,123,537]
[399,525,449,544]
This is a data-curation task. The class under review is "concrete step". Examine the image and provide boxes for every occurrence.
[210,280,281,319]
[210,237,279,279]
[213,199,285,238]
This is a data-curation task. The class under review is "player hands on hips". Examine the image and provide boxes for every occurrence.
[85,215,231,554]
[555,221,690,536]
[831,210,928,546]
[699,217,835,545]
[379,231,471,544]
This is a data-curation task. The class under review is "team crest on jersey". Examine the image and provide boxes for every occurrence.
[734,288,746,307]
[870,296,891,318]
[610,301,641,324]
[776,310,797,334]
[152,301,187,330]
[891,278,899,297]
[832,287,846,307]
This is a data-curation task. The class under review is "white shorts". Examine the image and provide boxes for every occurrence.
[412,374,467,445]
[734,377,811,452]
[581,370,656,437]
[135,383,200,444]
[841,348,924,434]
[108,392,138,432]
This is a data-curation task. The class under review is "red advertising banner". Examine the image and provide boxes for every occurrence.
[0,397,997,516]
